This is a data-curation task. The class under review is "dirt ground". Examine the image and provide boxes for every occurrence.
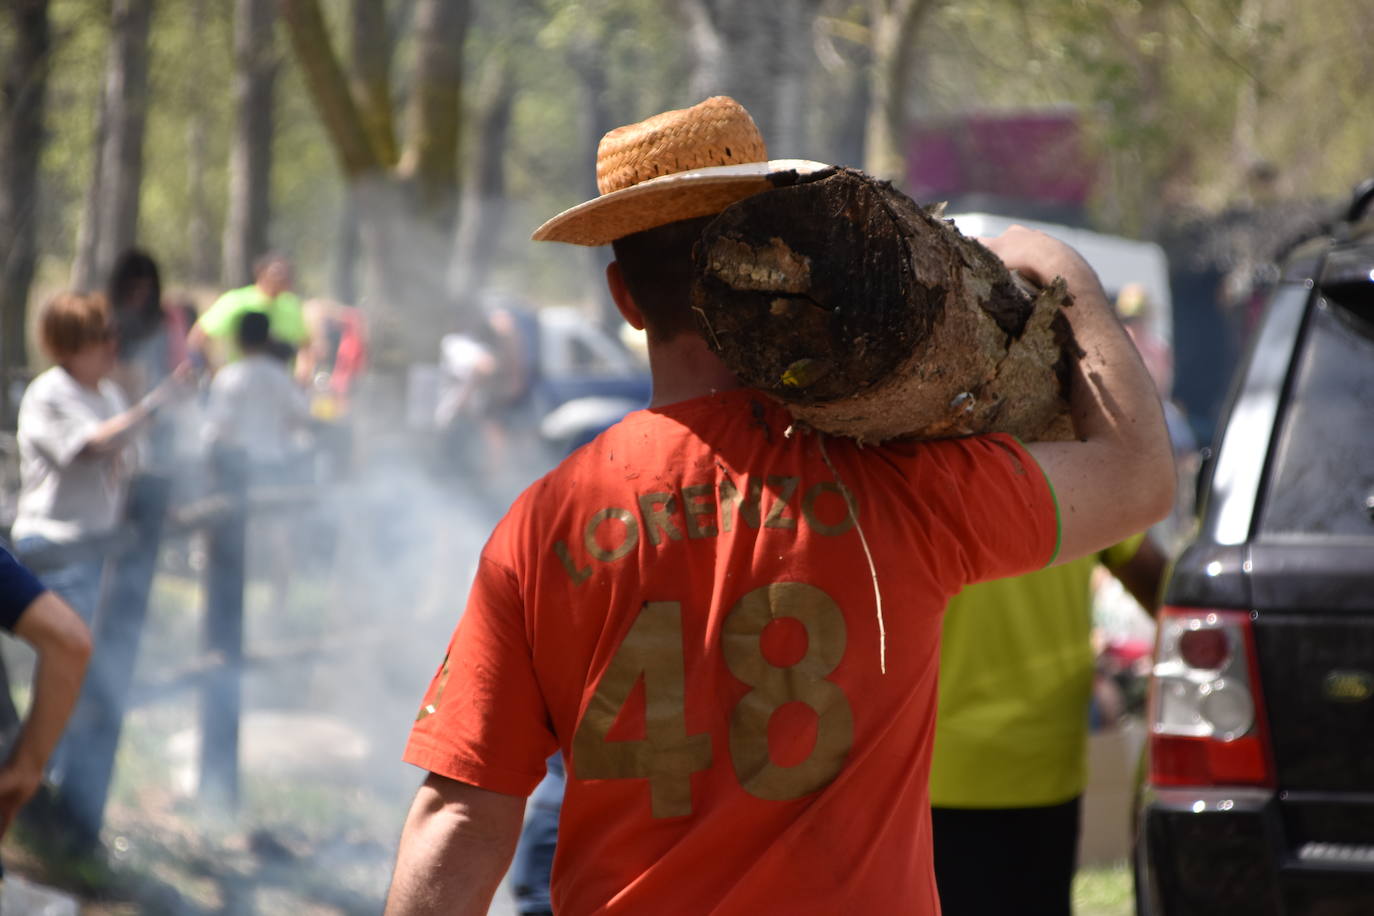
[2,466,524,915]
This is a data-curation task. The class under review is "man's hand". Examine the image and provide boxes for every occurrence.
[977,225,1104,296]
[0,757,43,839]
[981,226,1175,564]
[142,362,197,412]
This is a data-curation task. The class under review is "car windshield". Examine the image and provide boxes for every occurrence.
[1258,289,1374,539]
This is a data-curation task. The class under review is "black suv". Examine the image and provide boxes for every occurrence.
[1135,181,1374,915]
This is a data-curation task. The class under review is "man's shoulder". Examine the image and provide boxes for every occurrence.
[211,285,260,310]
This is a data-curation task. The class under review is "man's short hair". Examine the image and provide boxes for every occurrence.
[610,216,714,340]
[38,292,112,360]
[237,310,271,349]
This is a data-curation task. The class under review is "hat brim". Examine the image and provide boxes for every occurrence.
[532,159,834,246]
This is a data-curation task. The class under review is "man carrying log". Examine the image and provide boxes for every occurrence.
[385,96,1174,915]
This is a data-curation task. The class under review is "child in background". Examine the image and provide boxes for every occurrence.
[202,311,311,476]
[203,311,312,612]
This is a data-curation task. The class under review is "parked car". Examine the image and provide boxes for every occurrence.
[1134,179,1374,915]
[532,306,648,404]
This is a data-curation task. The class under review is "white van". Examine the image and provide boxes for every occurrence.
[947,212,1173,347]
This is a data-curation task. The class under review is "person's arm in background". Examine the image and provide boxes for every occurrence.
[981,227,1176,564]
[385,773,526,916]
[0,587,92,836]
[1107,534,1170,616]
[78,363,193,458]
[293,337,316,387]
[185,320,211,368]
[186,290,237,374]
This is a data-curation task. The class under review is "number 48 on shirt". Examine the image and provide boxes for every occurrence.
[573,582,854,818]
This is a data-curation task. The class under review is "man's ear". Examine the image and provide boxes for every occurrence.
[606,261,646,331]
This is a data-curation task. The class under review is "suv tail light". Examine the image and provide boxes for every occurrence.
[1148,608,1275,788]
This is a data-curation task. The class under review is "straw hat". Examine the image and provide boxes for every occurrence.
[533,96,830,246]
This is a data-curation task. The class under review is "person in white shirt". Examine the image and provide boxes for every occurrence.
[202,311,313,613]
[12,292,187,623]
[203,310,312,472]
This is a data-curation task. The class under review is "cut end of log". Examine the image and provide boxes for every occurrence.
[690,167,1079,442]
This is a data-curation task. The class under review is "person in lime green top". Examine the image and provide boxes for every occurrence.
[187,253,313,380]
[930,534,1166,916]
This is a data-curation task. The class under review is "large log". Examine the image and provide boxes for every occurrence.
[691,166,1080,443]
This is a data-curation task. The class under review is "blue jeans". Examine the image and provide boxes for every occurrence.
[511,754,565,915]
[12,536,108,824]
[13,536,106,625]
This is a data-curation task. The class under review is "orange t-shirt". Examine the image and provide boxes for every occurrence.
[405,389,1058,915]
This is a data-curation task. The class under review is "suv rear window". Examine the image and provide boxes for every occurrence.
[1258,269,1374,539]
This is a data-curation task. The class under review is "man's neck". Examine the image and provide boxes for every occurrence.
[645,332,742,408]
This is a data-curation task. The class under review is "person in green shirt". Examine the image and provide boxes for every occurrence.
[187,252,312,379]
[930,534,1166,916]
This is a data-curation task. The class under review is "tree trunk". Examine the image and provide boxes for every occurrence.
[187,98,216,284]
[280,0,470,365]
[349,0,397,167]
[93,0,155,282]
[351,174,453,364]
[396,0,467,225]
[278,0,382,177]
[680,0,819,156]
[771,0,815,156]
[692,168,1077,443]
[222,0,278,287]
[863,0,938,183]
[0,0,50,424]
[186,0,216,285]
[70,90,108,292]
[331,188,359,304]
[566,37,617,323]
[450,52,515,309]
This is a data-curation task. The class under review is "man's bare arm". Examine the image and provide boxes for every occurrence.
[0,592,92,835]
[1108,535,1170,616]
[982,227,1175,564]
[384,773,526,916]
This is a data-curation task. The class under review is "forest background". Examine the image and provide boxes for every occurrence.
[2,1,1373,912]
[2,0,1373,415]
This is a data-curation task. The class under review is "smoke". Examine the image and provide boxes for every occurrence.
[27,359,552,912]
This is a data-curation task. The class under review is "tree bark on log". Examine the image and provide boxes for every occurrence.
[691,167,1079,443]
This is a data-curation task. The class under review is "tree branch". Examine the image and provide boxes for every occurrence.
[277,0,380,176]
[349,0,398,167]
[397,0,469,210]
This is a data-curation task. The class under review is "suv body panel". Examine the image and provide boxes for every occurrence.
[1139,209,1374,914]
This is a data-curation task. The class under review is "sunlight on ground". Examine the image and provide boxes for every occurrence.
[1074,861,1133,916]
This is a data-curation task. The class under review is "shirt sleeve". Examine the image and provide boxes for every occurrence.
[923,433,1061,586]
[196,291,240,339]
[0,547,45,631]
[20,382,102,470]
[403,553,556,796]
